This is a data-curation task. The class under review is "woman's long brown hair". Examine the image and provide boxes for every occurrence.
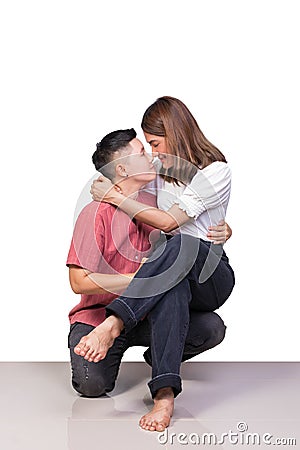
[141,96,227,184]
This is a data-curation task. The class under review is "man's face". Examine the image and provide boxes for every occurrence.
[122,138,156,183]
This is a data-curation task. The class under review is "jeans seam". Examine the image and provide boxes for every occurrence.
[119,296,154,319]
[178,320,189,359]
[116,299,137,323]
[150,373,181,382]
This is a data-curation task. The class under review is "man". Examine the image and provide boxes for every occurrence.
[67,128,229,432]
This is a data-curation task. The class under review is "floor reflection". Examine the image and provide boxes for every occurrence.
[0,362,298,450]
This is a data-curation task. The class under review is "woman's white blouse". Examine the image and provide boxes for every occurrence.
[155,161,231,241]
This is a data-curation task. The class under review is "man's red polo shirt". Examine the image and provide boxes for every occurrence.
[66,191,159,327]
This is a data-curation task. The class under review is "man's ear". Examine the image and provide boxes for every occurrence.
[115,163,128,178]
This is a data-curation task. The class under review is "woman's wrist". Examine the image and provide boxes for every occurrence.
[109,189,125,205]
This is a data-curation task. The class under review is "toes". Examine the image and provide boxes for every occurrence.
[87,352,96,362]
[80,348,88,357]
[139,418,146,428]
[84,349,94,360]
[139,414,169,432]
[140,419,157,431]
[74,333,102,359]
[139,417,148,429]
[79,344,88,355]
[93,353,104,363]
[156,423,166,432]
[148,421,157,431]
[74,346,81,355]
[74,343,89,358]
[74,344,84,356]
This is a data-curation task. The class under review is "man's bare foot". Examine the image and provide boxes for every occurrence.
[74,316,124,363]
[139,387,174,432]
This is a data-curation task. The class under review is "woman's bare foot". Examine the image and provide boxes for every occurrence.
[74,316,124,363]
[139,387,174,432]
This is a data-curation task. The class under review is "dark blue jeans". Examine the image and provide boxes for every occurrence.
[68,310,226,398]
[105,234,235,398]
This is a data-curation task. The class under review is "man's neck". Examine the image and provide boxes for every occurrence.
[114,178,143,199]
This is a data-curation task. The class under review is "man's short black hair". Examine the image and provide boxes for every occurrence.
[92,128,137,179]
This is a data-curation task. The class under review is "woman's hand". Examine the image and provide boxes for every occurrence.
[133,257,148,275]
[127,258,148,282]
[207,220,232,244]
[90,176,123,203]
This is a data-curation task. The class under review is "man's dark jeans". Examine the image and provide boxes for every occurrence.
[68,310,226,399]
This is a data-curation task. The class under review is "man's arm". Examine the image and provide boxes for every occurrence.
[69,265,135,295]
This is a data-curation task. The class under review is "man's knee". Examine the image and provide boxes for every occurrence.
[72,375,115,398]
[184,312,227,358]
[205,315,226,348]
[199,312,226,348]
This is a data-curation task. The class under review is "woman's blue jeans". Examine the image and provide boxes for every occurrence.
[105,234,235,398]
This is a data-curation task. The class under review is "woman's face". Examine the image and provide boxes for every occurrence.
[143,132,174,169]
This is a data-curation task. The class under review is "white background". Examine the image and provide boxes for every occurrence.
[0,0,299,361]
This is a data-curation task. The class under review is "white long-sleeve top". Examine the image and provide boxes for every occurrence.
[147,161,231,241]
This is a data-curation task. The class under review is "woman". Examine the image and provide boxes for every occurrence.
[76,97,235,431]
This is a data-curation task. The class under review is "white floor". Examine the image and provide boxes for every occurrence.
[0,362,299,450]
